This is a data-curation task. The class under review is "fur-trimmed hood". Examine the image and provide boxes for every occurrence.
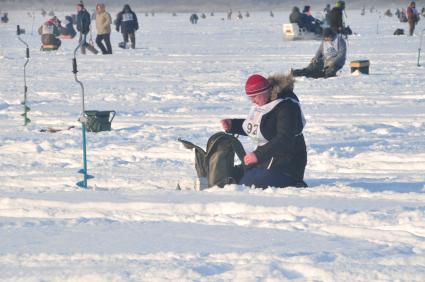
[267,74,295,101]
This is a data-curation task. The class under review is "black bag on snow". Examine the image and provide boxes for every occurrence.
[393,28,404,35]
[178,132,246,188]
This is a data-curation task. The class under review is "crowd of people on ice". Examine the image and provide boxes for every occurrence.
[364,2,422,36]
[6,0,422,55]
[289,1,352,36]
[35,1,139,54]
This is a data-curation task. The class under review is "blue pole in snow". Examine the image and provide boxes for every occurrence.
[73,34,92,188]
[81,123,88,188]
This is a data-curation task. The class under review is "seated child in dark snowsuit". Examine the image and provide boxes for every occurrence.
[59,15,77,38]
[292,28,346,78]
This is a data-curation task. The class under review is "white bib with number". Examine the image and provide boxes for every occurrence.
[122,13,134,22]
[42,24,54,35]
[242,98,306,146]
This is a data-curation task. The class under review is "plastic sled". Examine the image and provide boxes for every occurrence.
[41,44,59,51]
[282,23,322,41]
[59,34,75,40]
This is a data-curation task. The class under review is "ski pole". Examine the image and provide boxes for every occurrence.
[376,13,381,35]
[31,12,35,35]
[417,28,425,66]
[73,34,93,189]
[17,25,31,126]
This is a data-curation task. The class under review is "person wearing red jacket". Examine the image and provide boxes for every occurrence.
[407,1,420,36]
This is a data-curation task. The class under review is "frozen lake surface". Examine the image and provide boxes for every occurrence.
[1,9,425,281]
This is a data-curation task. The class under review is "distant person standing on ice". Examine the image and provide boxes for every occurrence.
[95,3,112,54]
[115,4,139,49]
[220,74,307,189]
[1,12,9,23]
[76,1,92,54]
[407,1,420,36]
[329,0,345,34]
[292,28,346,78]
[190,13,199,24]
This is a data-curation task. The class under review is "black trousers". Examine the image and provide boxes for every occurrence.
[292,60,340,78]
[123,32,136,49]
[96,33,112,54]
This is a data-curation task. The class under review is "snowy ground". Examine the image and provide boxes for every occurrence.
[1,9,425,281]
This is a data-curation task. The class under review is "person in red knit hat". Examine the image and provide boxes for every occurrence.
[220,73,308,188]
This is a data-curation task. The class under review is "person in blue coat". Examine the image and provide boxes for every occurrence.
[76,2,92,54]
[115,4,139,49]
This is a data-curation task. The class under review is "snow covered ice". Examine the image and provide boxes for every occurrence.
[1,8,425,281]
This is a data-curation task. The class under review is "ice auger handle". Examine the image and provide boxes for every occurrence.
[72,58,78,74]
[26,47,29,59]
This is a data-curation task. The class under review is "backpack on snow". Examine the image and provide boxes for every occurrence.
[393,28,404,35]
[178,132,246,189]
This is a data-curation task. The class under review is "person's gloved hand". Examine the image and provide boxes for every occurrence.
[244,152,258,166]
[220,119,232,132]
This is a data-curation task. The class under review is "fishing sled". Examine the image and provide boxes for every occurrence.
[282,23,322,41]
[41,44,59,51]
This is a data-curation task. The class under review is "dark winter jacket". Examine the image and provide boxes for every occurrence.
[76,8,91,35]
[289,7,301,24]
[407,6,420,23]
[229,75,307,181]
[116,5,139,34]
[60,16,77,38]
[329,7,343,33]
[290,7,319,33]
